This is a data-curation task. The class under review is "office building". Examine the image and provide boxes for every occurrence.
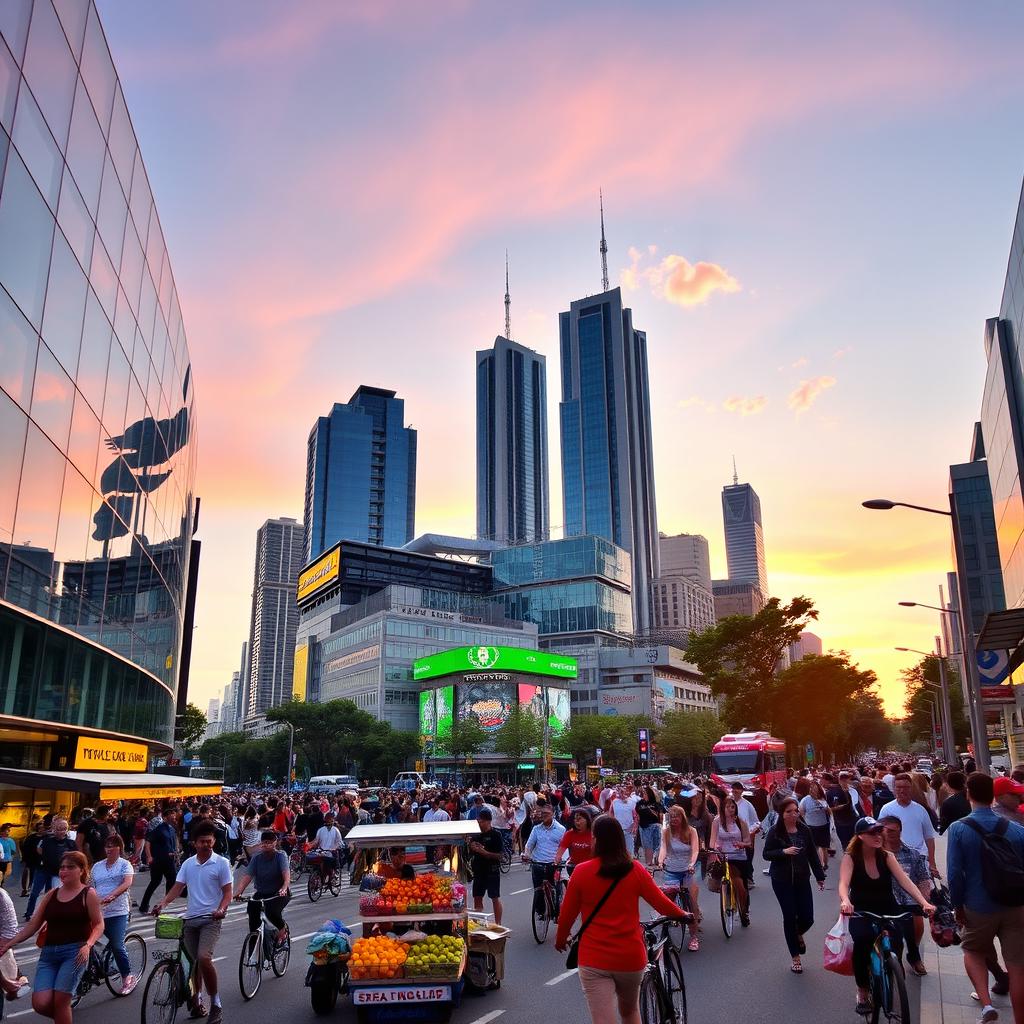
[304,387,417,560]
[476,336,549,545]
[0,0,197,765]
[232,642,249,730]
[651,576,715,638]
[787,631,823,665]
[559,285,659,632]
[204,697,220,740]
[592,645,714,721]
[658,533,712,592]
[246,518,304,718]
[722,472,768,600]
[712,580,766,620]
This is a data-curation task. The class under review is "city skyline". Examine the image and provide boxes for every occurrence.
[94,1,1024,715]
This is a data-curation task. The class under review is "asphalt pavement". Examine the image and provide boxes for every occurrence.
[1,847,930,1024]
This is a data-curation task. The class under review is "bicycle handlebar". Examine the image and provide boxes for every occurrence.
[642,915,691,929]
[848,908,922,920]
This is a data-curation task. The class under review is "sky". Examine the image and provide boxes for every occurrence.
[97,0,1024,719]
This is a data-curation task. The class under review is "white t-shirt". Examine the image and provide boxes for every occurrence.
[599,787,614,811]
[877,799,936,856]
[92,856,133,919]
[423,808,450,823]
[734,797,760,834]
[175,853,232,919]
[883,774,895,791]
[610,795,639,832]
[315,825,344,851]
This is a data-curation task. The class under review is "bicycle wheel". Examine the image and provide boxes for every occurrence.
[883,952,909,1024]
[720,879,734,939]
[289,850,304,875]
[499,842,511,875]
[662,946,688,1024]
[308,872,323,902]
[638,970,661,1024]
[328,868,342,896]
[105,933,149,995]
[70,968,93,1009]
[238,931,263,1000]
[142,960,183,1024]
[271,933,290,977]
[531,889,550,944]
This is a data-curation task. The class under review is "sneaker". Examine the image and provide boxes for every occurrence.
[748,880,756,889]
[740,913,750,927]
[208,1005,223,1024]
[979,1008,999,1024]
[121,974,138,995]
[687,935,699,952]
[855,1000,872,1016]
[188,996,207,1019]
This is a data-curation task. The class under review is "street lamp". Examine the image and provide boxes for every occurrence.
[897,612,958,765]
[284,722,295,791]
[864,496,989,771]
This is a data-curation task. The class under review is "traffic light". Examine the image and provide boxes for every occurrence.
[638,728,650,764]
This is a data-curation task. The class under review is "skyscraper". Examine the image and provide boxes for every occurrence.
[476,283,550,544]
[246,517,305,718]
[658,533,712,592]
[722,466,768,600]
[558,211,659,632]
[304,387,417,560]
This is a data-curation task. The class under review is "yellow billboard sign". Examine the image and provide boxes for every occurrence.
[74,737,148,772]
[293,643,308,701]
[100,783,223,801]
[297,546,340,602]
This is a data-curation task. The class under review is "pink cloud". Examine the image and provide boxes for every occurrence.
[622,249,741,307]
[788,376,837,412]
[723,395,768,416]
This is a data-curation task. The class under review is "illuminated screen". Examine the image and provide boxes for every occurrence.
[546,687,570,736]
[518,683,545,719]
[419,689,436,754]
[436,685,454,741]
[457,681,515,752]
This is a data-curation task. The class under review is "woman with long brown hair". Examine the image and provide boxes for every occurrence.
[555,815,686,1024]
[658,805,701,950]
[0,851,103,1024]
[710,796,752,926]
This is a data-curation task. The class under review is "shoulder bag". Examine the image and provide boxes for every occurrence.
[565,871,626,970]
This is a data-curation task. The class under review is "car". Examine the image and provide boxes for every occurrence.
[391,771,434,792]
[915,759,934,778]
[308,774,359,794]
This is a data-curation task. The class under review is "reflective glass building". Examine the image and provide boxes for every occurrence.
[722,479,768,600]
[0,1,196,762]
[476,336,549,545]
[304,386,417,560]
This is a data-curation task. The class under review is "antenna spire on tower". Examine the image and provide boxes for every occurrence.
[599,189,609,292]
[732,456,739,486]
[504,250,511,341]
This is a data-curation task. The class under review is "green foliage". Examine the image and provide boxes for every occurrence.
[655,710,724,766]
[434,714,489,763]
[684,596,817,731]
[552,714,656,770]
[492,705,544,762]
[178,702,208,755]
[199,729,287,785]
[901,658,970,749]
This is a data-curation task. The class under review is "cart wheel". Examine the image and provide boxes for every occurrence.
[309,978,337,1016]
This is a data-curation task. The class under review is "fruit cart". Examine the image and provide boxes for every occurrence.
[343,820,483,1023]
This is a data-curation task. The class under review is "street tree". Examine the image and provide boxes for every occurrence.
[178,702,208,755]
[266,699,387,775]
[685,596,817,731]
[901,657,970,749]
[493,705,544,764]
[435,715,488,769]
[552,715,606,768]
[655,710,724,770]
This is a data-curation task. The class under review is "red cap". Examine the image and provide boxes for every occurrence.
[993,776,1024,798]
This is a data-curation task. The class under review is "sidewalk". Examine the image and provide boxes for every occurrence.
[918,938,1014,1024]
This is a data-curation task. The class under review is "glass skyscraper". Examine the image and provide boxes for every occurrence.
[304,386,417,560]
[559,287,659,633]
[0,0,197,760]
[476,336,549,545]
[722,479,768,600]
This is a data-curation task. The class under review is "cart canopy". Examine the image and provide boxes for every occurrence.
[345,821,481,847]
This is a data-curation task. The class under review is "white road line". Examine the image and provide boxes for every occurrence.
[509,887,532,895]
[465,1011,506,1024]
[545,968,578,986]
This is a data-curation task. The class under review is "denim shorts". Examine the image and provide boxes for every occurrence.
[639,824,662,853]
[35,942,87,994]
[663,868,695,888]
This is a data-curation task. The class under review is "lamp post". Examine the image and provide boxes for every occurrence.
[284,722,295,791]
[895,647,955,761]
[864,497,989,771]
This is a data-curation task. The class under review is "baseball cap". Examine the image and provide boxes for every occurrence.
[994,777,1024,799]
[854,816,884,835]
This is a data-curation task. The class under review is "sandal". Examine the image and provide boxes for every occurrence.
[791,959,803,973]
[910,961,928,977]
[688,936,699,952]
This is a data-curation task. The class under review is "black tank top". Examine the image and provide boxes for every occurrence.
[850,849,898,914]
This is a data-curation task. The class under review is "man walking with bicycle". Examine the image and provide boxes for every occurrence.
[152,822,232,1024]
[233,832,291,943]
[522,801,566,918]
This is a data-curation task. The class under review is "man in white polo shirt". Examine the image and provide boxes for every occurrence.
[153,821,232,1024]
[878,773,939,877]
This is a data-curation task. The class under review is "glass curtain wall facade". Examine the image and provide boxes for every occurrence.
[476,336,549,545]
[304,386,417,560]
[722,481,768,599]
[559,287,659,633]
[0,1,196,752]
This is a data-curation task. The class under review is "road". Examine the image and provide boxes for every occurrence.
[2,848,928,1024]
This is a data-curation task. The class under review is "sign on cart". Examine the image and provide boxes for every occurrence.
[352,986,452,1005]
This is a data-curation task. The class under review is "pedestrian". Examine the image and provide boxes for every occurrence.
[233,831,291,941]
[609,787,639,854]
[91,834,138,993]
[557,809,596,877]
[635,786,663,867]
[798,780,832,871]
[26,819,76,921]
[878,774,939,877]
[468,809,504,925]
[19,820,44,898]
[139,808,180,914]
[0,884,29,1002]
[555,815,686,1024]
[946,772,1024,1024]
[993,776,1024,826]
[763,797,825,973]
[710,796,752,926]
[878,815,932,976]
[938,771,970,834]
[838,817,935,1016]
[657,805,700,951]
[0,851,104,1024]
[826,772,859,853]
[730,781,762,882]
[0,826,15,889]
[151,822,233,1024]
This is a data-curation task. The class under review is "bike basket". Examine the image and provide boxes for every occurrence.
[155,915,184,940]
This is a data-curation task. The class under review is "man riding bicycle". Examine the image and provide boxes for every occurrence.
[521,801,566,917]
[311,813,344,880]
[233,831,291,942]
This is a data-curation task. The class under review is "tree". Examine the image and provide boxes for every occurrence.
[685,596,817,731]
[493,705,544,763]
[552,715,607,767]
[266,699,382,775]
[435,715,488,767]
[901,658,970,750]
[655,710,724,769]
[553,715,657,771]
[199,730,288,785]
[177,702,207,755]
[359,728,421,783]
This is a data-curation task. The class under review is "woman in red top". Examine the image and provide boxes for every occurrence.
[556,809,595,875]
[555,815,685,1024]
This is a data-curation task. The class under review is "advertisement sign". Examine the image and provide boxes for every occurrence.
[981,685,1016,705]
[413,646,577,682]
[418,690,437,754]
[297,546,340,603]
[100,783,222,801]
[456,681,515,751]
[978,648,1010,686]
[292,643,308,701]
[518,683,545,719]
[352,986,451,1005]
[598,687,649,716]
[74,737,148,772]
[436,685,454,741]
[545,686,571,736]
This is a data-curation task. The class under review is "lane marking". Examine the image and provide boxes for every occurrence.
[509,887,532,895]
[465,1011,506,1024]
[546,968,578,986]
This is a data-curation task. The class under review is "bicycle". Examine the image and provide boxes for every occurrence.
[238,897,290,1000]
[709,854,744,939]
[141,916,197,1024]
[71,923,148,1007]
[529,863,565,944]
[849,910,915,1024]
[307,853,342,902]
[498,830,513,875]
[288,838,310,876]
[639,916,688,1024]
[652,870,695,952]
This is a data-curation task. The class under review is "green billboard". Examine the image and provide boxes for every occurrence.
[413,646,577,682]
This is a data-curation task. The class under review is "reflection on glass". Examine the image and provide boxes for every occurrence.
[21,0,77,150]
[30,342,75,451]
[0,282,39,410]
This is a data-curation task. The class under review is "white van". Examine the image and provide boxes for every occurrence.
[391,772,433,792]
[308,775,359,794]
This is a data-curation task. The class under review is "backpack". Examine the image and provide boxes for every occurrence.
[83,819,109,863]
[964,818,1024,907]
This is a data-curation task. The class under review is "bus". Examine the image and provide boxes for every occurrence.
[710,731,787,791]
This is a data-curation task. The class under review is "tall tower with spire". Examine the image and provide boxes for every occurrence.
[599,190,609,292]
[475,259,549,545]
[721,466,768,601]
